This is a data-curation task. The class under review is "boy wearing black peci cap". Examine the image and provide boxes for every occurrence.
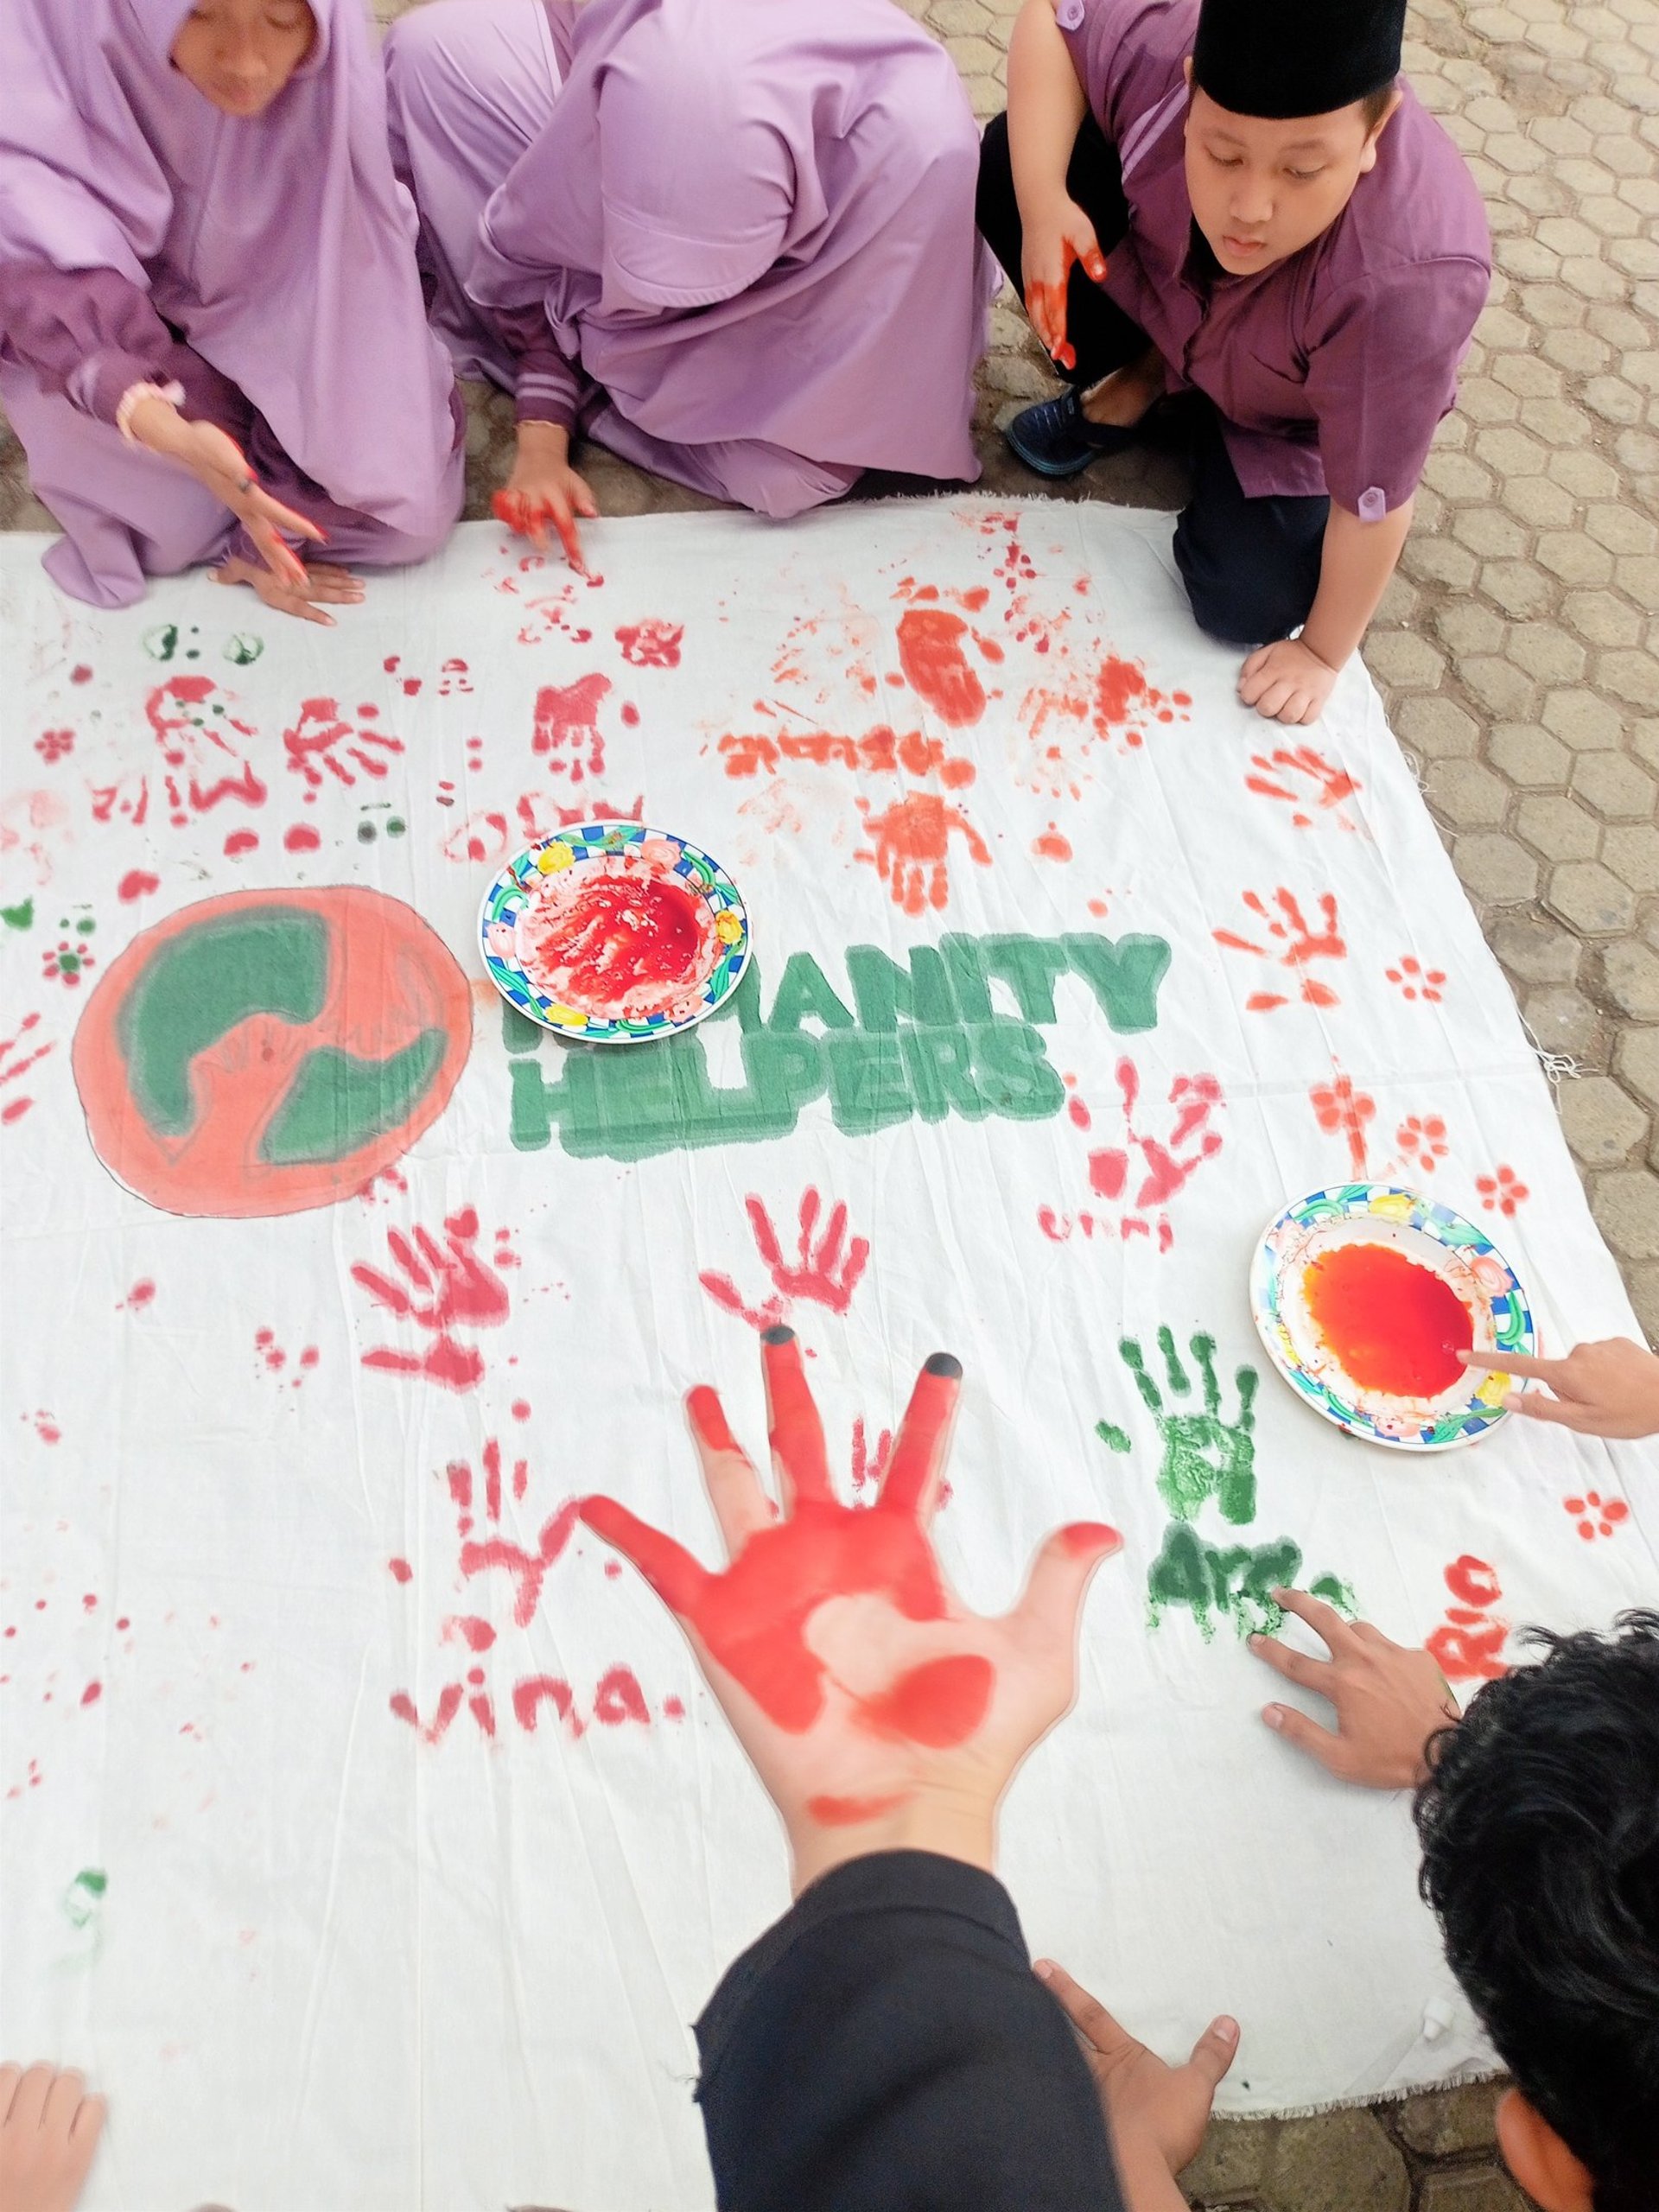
[977,0,1491,725]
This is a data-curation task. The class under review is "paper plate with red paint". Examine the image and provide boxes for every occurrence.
[1250,1185,1536,1450]
[479,823,750,1043]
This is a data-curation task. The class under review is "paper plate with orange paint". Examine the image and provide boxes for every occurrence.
[478,822,750,1043]
[73,886,473,1218]
[1250,1185,1536,1450]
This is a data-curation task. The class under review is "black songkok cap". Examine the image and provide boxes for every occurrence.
[1192,0,1406,118]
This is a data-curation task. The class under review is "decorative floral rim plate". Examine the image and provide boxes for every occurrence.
[1249,1184,1536,1451]
[477,823,751,1043]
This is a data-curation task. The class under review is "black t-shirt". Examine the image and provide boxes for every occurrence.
[696,1850,1128,2211]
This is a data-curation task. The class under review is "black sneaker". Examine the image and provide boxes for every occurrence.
[1004,385,1143,478]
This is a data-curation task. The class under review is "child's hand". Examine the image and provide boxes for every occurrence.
[1237,637,1338,724]
[1033,1962,1237,2186]
[1021,198,1109,371]
[1249,1589,1459,1789]
[1462,1338,1659,1440]
[578,1329,1122,1894]
[494,421,598,574]
[0,2065,105,2212]
[128,399,324,589]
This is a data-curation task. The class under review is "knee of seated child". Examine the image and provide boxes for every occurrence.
[381,0,467,101]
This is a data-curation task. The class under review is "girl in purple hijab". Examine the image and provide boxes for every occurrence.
[385,0,996,569]
[0,0,463,622]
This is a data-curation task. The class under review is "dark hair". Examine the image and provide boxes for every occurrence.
[1358,80,1396,130]
[1414,1611,1659,2212]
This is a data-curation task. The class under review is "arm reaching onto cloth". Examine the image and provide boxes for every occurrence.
[581,1328,1217,2210]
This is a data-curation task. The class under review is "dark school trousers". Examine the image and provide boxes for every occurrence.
[976,111,1330,647]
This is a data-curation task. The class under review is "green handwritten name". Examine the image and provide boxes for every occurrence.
[505,930,1171,1164]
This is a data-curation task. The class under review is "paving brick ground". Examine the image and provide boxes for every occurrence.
[7,0,1656,2198]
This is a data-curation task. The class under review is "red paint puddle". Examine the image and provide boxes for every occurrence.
[522,874,703,1007]
[1305,1244,1473,1397]
[283,824,321,853]
[223,830,259,857]
[1033,826,1072,861]
[118,871,160,902]
[80,1681,102,1706]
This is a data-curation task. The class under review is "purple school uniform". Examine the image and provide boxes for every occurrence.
[1057,0,1491,513]
[0,0,461,607]
[457,0,998,516]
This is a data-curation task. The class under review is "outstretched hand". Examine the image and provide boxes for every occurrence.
[580,1328,1122,1891]
[125,397,325,591]
[1249,1588,1459,1789]
[494,420,598,574]
[1035,1961,1236,2196]
[1021,196,1109,371]
[0,2065,105,2212]
[1462,1338,1659,1440]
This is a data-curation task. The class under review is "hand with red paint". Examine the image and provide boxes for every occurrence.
[1249,1589,1460,1789]
[495,421,598,574]
[0,2065,105,2212]
[1461,1337,1659,1440]
[580,1328,1122,1892]
[1020,198,1109,370]
[1237,637,1338,726]
[1033,1962,1238,2206]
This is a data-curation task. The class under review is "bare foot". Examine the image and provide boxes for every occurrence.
[212,553,365,627]
[0,2065,106,2212]
[1081,345,1166,429]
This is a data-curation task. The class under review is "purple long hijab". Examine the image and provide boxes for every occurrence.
[0,0,457,537]
[469,0,995,485]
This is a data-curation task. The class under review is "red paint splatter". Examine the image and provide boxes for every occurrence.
[0,1013,54,1118]
[1058,1061,1223,1251]
[388,1558,413,1583]
[532,674,611,784]
[70,665,92,685]
[1033,826,1072,862]
[118,871,160,903]
[700,1189,871,1333]
[118,1280,156,1312]
[663,1694,686,1720]
[223,830,259,857]
[615,620,683,670]
[1311,1068,1376,1176]
[809,1790,905,1826]
[896,608,987,728]
[283,824,321,853]
[1306,1245,1473,1396]
[1565,1491,1629,1541]
[80,1681,102,1707]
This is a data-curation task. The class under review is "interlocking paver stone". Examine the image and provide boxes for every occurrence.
[1560,1071,1652,1161]
[1258,2112,1411,2212]
[1491,911,1583,981]
[1390,2083,1501,2157]
[1541,687,1627,747]
[1547,858,1641,932]
[1617,1025,1659,1108]
[1517,794,1604,859]
[1414,2172,1531,2212]
[1525,982,1607,1056]
[1573,751,1658,816]
[1489,722,1573,785]
[1592,1166,1659,1258]
[1457,832,1541,903]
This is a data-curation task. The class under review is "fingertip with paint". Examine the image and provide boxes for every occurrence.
[760,1323,795,1346]
[923,1351,962,1379]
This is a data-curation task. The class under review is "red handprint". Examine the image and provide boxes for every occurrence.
[580,1332,1119,1844]
[1247,746,1360,830]
[1044,1060,1223,1253]
[283,696,404,794]
[531,673,612,785]
[896,608,988,729]
[1214,888,1345,1011]
[699,1189,872,1332]
[856,791,991,915]
[352,1205,512,1391]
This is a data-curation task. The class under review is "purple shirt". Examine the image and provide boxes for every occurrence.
[1057,0,1491,511]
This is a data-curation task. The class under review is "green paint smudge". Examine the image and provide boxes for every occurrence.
[1,899,34,931]
[142,623,179,663]
[224,634,264,665]
[386,817,406,838]
[1311,1573,1359,1618]
[61,1868,107,1929]
[1147,1523,1305,1640]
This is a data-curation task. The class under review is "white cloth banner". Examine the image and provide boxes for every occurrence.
[0,503,1653,2212]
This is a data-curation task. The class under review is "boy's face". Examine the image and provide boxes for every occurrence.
[1183,77,1400,276]
[170,0,318,116]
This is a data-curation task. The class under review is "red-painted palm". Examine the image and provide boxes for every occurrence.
[582,1329,1122,1887]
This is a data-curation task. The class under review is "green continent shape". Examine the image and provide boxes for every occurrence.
[260,1031,450,1165]
[118,908,328,1137]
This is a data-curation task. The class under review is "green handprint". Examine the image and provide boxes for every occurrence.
[1096,1327,1258,1526]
